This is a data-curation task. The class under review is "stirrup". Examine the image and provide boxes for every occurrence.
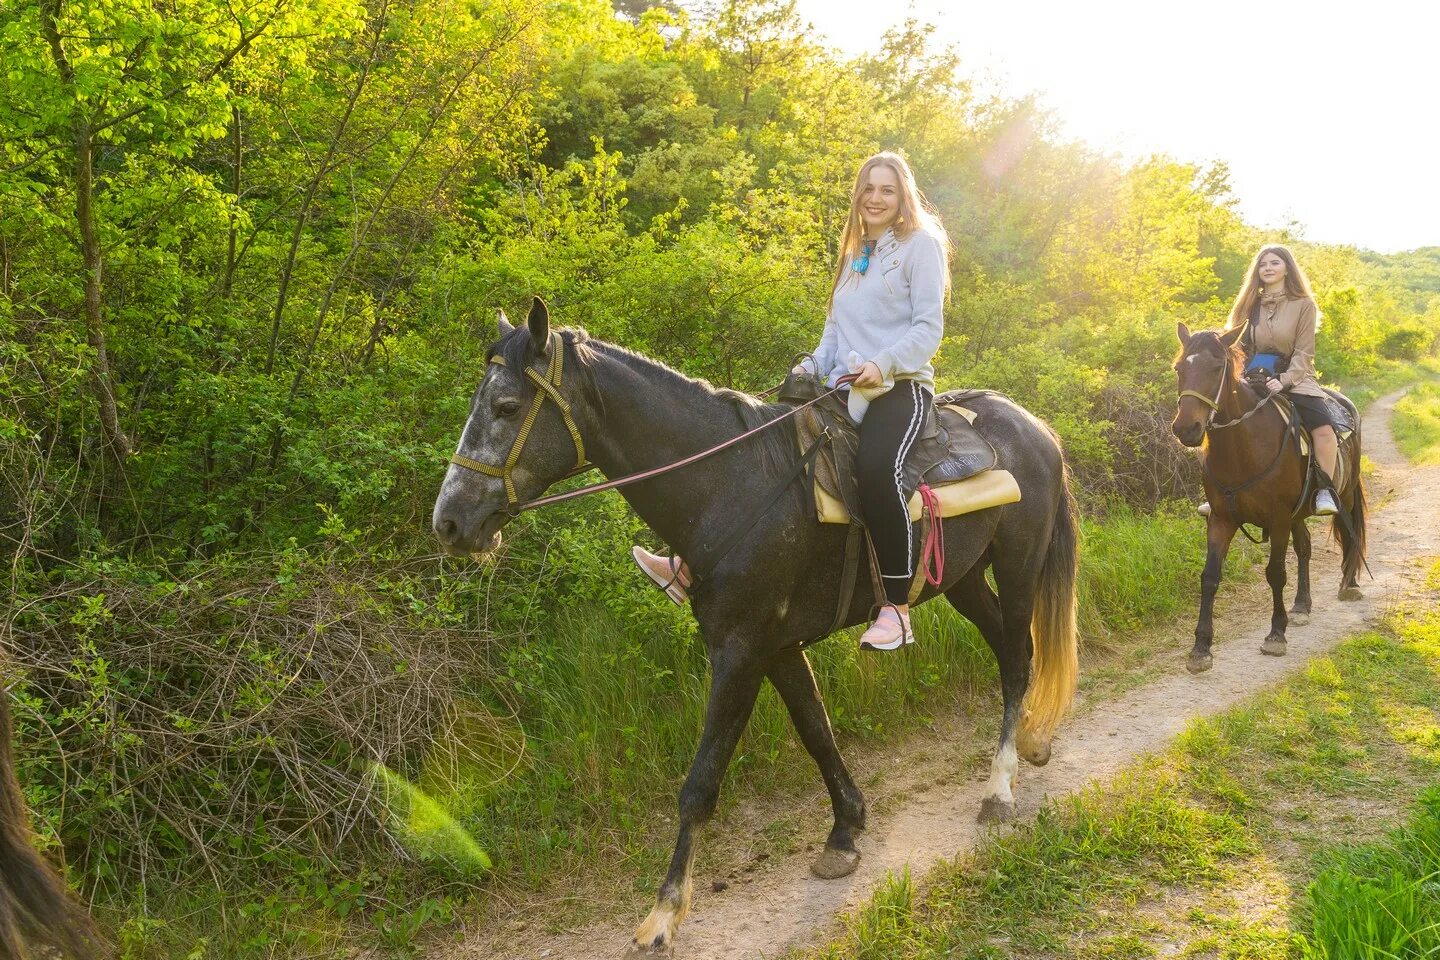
[1197,501,1212,517]
[859,604,914,652]
[632,546,690,605]
[1313,489,1339,517]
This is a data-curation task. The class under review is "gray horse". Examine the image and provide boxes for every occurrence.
[433,298,1079,954]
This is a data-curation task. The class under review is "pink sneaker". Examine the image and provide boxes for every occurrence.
[632,546,691,605]
[859,605,913,652]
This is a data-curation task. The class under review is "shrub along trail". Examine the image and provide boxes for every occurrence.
[442,386,1438,960]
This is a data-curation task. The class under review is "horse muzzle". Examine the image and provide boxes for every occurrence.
[433,502,508,559]
[1172,419,1204,448]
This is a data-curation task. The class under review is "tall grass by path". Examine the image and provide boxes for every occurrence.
[1392,382,1440,465]
[797,598,1440,960]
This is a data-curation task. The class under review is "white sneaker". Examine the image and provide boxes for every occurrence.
[859,605,914,652]
[1197,501,1212,517]
[1314,490,1339,516]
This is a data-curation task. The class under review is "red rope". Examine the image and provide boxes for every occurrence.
[919,483,945,587]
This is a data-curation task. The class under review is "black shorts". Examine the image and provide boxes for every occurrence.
[1289,394,1339,433]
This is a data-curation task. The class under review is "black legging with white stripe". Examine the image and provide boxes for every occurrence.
[855,380,934,605]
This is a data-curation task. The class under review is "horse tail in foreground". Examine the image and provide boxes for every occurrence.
[1020,459,1080,757]
[1337,441,1368,596]
[0,690,107,960]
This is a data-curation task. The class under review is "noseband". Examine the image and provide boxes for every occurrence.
[448,331,587,508]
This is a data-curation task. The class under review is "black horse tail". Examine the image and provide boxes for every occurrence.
[0,689,107,959]
[1019,459,1080,756]
[1338,464,1368,590]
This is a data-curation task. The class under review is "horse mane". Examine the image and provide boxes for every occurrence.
[492,326,796,480]
[1174,329,1245,384]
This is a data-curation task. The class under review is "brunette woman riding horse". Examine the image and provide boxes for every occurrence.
[433,299,1079,954]
[1171,321,1366,674]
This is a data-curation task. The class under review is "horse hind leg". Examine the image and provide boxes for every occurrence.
[632,651,764,955]
[946,565,1027,824]
[767,649,866,880]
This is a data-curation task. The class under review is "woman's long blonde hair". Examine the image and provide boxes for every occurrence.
[1226,244,1317,329]
[829,152,952,310]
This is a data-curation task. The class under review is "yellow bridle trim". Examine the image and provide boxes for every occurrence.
[1179,389,1219,411]
[448,332,587,507]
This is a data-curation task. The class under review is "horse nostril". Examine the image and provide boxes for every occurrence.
[435,516,458,544]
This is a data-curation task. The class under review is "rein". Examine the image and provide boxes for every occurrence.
[448,337,858,515]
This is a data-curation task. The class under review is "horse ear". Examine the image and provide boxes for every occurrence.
[1176,322,1191,344]
[1220,325,1244,347]
[497,308,514,336]
[528,296,550,354]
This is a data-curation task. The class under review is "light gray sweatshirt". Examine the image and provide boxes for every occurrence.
[802,225,947,394]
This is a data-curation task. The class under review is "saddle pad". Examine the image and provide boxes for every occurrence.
[1277,397,1354,492]
[815,468,1023,525]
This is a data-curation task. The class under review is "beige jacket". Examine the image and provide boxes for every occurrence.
[1249,294,1326,398]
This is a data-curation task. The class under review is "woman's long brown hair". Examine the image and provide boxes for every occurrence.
[828,152,951,310]
[1226,243,1317,329]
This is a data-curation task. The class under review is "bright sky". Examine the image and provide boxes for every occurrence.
[791,0,1440,253]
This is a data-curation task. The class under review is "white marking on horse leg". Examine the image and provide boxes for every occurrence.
[776,598,789,621]
[983,740,1019,805]
[633,874,692,952]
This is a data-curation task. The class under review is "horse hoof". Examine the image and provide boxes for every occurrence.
[1339,587,1363,601]
[1187,653,1213,674]
[626,935,674,958]
[1260,636,1287,657]
[1289,611,1310,626]
[977,797,1017,823]
[810,846,861,879]
[630,903,683,956]
[1018,737,1051,767]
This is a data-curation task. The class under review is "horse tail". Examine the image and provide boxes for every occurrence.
[1338,461,1368,589]
[1020,458,1080,753]
[0,687,107,960]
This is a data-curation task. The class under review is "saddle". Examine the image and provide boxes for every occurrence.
[780,374,1022,526]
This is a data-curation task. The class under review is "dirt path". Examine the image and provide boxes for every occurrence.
[445,387,1437,960]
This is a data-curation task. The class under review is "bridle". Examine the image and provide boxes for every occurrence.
[448,331,587,509]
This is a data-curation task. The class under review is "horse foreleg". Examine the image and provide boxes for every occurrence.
[767,649,866,880]
[1190,516,1237,673]
[632,651,764,955]
[1289,519,1312,624]
[1260,524,1291,657]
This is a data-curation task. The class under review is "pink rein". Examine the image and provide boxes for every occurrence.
[918,483,945,587]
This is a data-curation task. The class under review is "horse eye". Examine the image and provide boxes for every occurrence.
[495,399,521,418]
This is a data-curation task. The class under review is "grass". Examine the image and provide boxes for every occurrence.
[797,594,1440,960]
[1392,382,1440,465]
[418,500,1262,910]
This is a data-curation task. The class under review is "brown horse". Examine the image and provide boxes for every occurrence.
[0,687,107,958]
[1170,323,1367,674]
